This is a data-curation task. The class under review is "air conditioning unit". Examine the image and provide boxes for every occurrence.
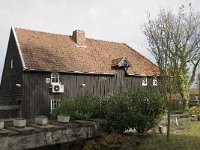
[52,84,64,93]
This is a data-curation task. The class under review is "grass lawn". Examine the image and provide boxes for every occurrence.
[136,119,200,150]
[82,117,200,150]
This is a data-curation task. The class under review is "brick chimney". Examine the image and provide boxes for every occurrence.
[72,30,86,47]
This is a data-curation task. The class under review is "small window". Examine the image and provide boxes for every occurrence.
[50,99,61,112]
[142,76,147,86]
[11,58,13,69]
[51,73,59,83]
[153,77,158,86]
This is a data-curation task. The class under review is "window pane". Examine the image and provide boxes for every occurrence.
[51,73,59,83]
[153,77,157,86]
[142,77,147,86]
[50,99,61,112]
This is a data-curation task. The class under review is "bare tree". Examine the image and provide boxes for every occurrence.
[143,6,200,109]
[143,5,200,141]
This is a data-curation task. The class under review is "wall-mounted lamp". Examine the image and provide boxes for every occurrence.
[80,83,86,88]
[16,84,21,87]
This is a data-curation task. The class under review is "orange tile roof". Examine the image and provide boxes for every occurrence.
[15,28,159,76]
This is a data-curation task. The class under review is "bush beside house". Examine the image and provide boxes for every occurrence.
[53,91,99,120]
[105,88,165,134]
[54,89,166,134]
[128,89,165,134]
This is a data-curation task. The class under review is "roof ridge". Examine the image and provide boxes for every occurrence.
[86,37,125,45]
[123,43,158,67]
[15,27,70,37]
[15,27,126,45]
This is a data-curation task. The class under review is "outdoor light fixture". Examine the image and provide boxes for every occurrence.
[16,84,21,87]
[80,83,86,88]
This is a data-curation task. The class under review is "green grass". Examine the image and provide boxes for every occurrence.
[136,120,200,150]
[81,119,200,150]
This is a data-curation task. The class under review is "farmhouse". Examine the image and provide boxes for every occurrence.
[0,27,159,119]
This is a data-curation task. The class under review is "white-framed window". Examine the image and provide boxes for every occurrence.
[51,73,59,83]
[50,99,61,112]
[142,76,147,86]
[11,58,13,69]
[153,77,158,86]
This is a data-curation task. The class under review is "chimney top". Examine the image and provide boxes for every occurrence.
[72,30,86,47]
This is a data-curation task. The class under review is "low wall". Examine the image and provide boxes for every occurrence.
[0,120,101,150]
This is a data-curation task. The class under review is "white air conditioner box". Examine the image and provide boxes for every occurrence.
[52,84,64,93]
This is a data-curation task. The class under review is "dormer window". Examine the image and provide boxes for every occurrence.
[153,77,158,86]
[142,76,147,86]
[111,57,132,70]
[51,73,59,84]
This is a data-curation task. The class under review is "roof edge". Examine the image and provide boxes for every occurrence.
[23,69,116,76]
[12,26,26,69]
[23,69,157,77]
[123,43,158,67]
[127,73,157,77]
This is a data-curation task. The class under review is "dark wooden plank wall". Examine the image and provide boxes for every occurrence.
[22,72,50,118]
[0,29,23,105]
[125,76,154,89]
[23,72,116,118]
[0,110,18,118]
[60,73,115,99]
[22,71,156,119]
[0,105,19,118]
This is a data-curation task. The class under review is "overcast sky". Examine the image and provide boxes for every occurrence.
[0,0,199,80]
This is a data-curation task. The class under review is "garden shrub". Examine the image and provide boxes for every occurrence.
[189,106,200,116]
[127,88,166,134]
[105,88,165,134]
[54,91,99,120]
[54,88,165,134]
[74,91,99,119]
[52,98,76,118]
[105,91,133,133]
[93,97,107,119]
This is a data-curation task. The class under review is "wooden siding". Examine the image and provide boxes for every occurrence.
[22,70,156,119]
[125,76,154,89]
[0,105,19,119]
[22,71,115,118]
[0,29,23,105]
[0,110,18,118]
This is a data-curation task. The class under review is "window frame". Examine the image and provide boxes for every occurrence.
[142,76,148,86]
[50,99,61,112]
[51,72,59,84]
[153,76,158,86]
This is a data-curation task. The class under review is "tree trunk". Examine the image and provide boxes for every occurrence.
[182,95,189,110]
[167,99,171,142]
[179,71,190,110]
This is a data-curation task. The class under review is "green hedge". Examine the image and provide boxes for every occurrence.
[128,88,166,134]
[105,92,133,133]
[53,91,99,120]
[105,88,166,134]
[54,88,166,134]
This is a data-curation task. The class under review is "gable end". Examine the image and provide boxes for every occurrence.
[12,27,26,69]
